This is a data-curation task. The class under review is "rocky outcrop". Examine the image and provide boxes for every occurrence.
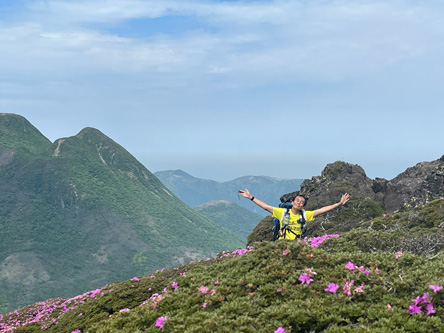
[383,156,444,212]
[248,156,444,243]
[280,157,444,214]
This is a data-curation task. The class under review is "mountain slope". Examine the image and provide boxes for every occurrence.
[4,227,444,332]
[195,200,263,242]
[0,114,243,313]
[154,170,303,216]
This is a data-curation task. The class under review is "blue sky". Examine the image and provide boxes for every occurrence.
[1,0,444,182]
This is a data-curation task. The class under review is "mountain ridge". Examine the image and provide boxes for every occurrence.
[0,113,243,313]
[154,169,304,216]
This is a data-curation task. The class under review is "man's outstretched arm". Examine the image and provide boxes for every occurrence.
[238,189,274,214]
[313,193,350,217]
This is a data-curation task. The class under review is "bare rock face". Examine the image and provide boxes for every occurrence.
[280,161,383,210]
[383,155,444,212]
[281,157,444,214]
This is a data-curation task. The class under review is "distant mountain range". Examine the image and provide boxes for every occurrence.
[194,200,263,242]
[0,113,243,313]
[154,170,303,216]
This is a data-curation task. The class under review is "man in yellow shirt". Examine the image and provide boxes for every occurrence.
[238,189,350,240]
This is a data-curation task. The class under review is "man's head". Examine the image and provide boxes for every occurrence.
[292,194,308,208]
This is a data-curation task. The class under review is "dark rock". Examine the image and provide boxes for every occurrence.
[248,157,444,243]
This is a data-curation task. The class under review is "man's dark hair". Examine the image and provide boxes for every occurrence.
[280,191,309,207]
[293,194,308,207]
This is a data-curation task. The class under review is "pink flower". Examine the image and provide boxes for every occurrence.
[364,270,371,276]
[298,273,313,285]
[343,280,354,297]
[282,250,290,256]
[387,304,393,310]
[119,308,130,313]
[345,261,357,270]
[274,327,286,333]
[276,288,282,293]
[324,283,339,293]
[130,277,140,282]
[71,330,82,333]
[426,302,436,316]
[408,304,423,315]
[201,302,207,308]
[214,280,219,285]
[354,283,365,294]
[199,286,209,294]
[171,282,179,290]
[395,251,403,259]
[210,289,217,296]
[155,316,168,329]
[305,268,317,276]
[429,284,443,293]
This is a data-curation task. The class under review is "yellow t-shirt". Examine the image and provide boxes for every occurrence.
[272,207,314,240]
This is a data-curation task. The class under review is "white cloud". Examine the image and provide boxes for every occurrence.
[1,0,441,86]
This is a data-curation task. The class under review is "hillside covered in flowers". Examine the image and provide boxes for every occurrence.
[2,220,444,332]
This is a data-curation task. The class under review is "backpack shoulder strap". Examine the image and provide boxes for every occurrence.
[280,208,290,223]
[299,209,307,223]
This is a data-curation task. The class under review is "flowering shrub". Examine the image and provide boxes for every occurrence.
[4,237,444,332]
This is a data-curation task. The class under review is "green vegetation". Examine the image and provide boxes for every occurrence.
[4,232,444,332]
[195,201,263,242]
[0,114,243,313]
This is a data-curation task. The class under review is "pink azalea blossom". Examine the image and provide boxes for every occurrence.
[171,282,179,290]
[214,280,219,285]
[354,283,365,294]
[429,284,443,293]
[364,270,371,276]
[130,277,140,282]
[119,308,130,313]
[426,302,436,316]
[155,316,168,329]
[324,283,339,293]
[274,327,286,333]
[345,261,357,270]
[343,280,354,297]
[387,304,393,310]
[408,304,423,315]
[395,251,403,259]
[298,273,313,285]
[282,249,290,256]
[201,302,207,308]
[199,286,210,294]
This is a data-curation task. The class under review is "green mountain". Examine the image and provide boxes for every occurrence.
[0,113,243,313]
[194,200,263,242]
[154,170,303,216]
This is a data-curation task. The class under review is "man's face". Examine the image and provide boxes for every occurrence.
[292,196,305,209]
